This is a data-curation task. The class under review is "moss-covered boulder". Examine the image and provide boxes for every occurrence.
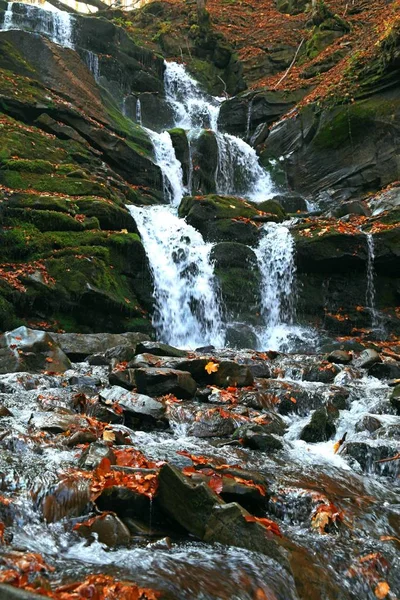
[178,194,262,245]
[211,242,261,322]
[168,128,191,187]
[191,130,219,195]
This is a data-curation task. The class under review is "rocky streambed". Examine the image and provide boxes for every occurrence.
[0,326,398,599]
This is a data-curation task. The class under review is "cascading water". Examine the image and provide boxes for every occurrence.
[85,50,100,82]
[1,2,75,48]
[128,205,225,348]
[366,232,380,329]
[146,129,185,205]
[136,98,142,126]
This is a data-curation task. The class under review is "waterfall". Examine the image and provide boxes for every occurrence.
[164,61,220,131]
[128,205,225,349]
[147,129,185,206]
[1,2,75,48]
[136,98,142,126]
[215,132,274,201]
[366,233,379,329]
[255,223,298,350]
[85,50,100,82]
[246,98,253,140]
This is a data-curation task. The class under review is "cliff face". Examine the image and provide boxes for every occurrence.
[0,0,399,341]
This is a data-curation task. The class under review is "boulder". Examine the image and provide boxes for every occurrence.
[355,415,382,433]
[167,402,236,437]
[31,413,89,433]
[390,385,400,413]
[156,463,223,539]
[343,442,400,477]
[79,441,117,470]
[108,367,136,391]
[100,386,165,420]
[300,407,336,443]
[327,350,352,365]
[37,478,91,523]
[353,349,382,370]
[135,341,187,358]
[211,361,254,388]
[53,332,149,360]
[0,327,71,375]
[134,368,197,399]
[76,513,131,547]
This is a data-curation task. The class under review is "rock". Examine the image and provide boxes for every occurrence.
[135,341,187,358]
[353,349,382,370]
[343,442,400,477]
[211,361,254,388]
[0,327,71,374]
[390,385,400,413]
[105,345,139,363]
[108,367,136,391]
[327,350,352,364]
[31,413,88,433]
[276,0,307,15]
[100,386,165,420]
[234,416,286,438]
[156,463,223,539]
[168,128,191,187]
[134,368,197,399]
[300,407,336,443]
[355,415,382,433]
[253,199,286,220]
[178,195,261,245]
[303,361,341,383]
[204,502,290,569]
[243,430,283,452]
[167,402,236,437]
[53,332,149,361]
[0,585,51,600]
[76,513,131,547]
[78,441,116,470]
[37,478,91,523]
[369,359,400,380]
[96,486,153,522]
[270,193,308,214]
[68,375,102,388]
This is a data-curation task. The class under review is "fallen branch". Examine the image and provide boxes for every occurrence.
[274,38,305,89]
[375,453,400,464]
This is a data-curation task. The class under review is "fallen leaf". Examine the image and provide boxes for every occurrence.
[103,429,116,443]
[205,361,219,375]
[375,581,390,599]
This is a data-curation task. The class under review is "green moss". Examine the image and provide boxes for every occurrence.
[179,194,258,220]
[0,39,36,75]
[0,295,21,331]
[0,170,112,197]
[4,207,99,232]
[75,197,136,231]
[2,158,54,174]
[7,194,78,213]
[313,101,378,150]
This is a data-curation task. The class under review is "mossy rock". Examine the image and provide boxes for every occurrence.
[1,158,54,174]
[4,207,99,232]
[0,171,113,198]
[276,0,307,15]
[191,130,219,195]
[74,198,137,232]
[168,128,190,187]
[6,193,78,213]
[179,194,262,245]
[251,199,286,220]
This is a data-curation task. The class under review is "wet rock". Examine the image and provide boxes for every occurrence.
[105,344,139,363]
[355,415,382,433]
[234,416,286,438]
[156,463,224,539]
[96,486,153,523]
[327,350,352,365]
[369,359,400,380]
[0,372,61,392]
[135,368,197,399]
[76,513,131,547]
[135,341,187,358]
[37,478,91,523]
[343,442,400,477]
[0,585,51,599]
[68,375,102,388]
[242,429,283,452]
[167,403,235,437]
[302,361,341,383]
[300,407,336,443]
[0,405,12,417]
[390,385,400,413]
[211,361,254,388]
[108,367,136,391]
[353,349,382,370]
[78,441,116,470]
[204,502,290,569]
[0,327,71,375]
[100,386,165,421]
[131,354,210,383]
[31,413,89,433]
[52,332,149,361]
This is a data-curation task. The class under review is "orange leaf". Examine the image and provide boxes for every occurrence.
[45,357,53,363]
[205,361,219,375]
[375,582,390,599]
[244,515,282,537]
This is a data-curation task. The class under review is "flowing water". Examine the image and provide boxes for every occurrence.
[366,233,380,330]
[1,1,75,47]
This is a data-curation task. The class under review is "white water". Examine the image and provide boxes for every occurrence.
[147,129,185,205]
[366,233,379,329]
[85,49,100,81]
[128,205,225,349]
[136,98,142,126]
[1,2,75,48]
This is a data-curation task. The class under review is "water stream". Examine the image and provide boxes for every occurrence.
[366,233,380,330]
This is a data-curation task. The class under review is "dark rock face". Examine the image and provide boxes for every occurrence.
[135,367,197,399]
[53,332,149,360]
[0,327,71,374]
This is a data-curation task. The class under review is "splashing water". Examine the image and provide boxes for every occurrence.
[164,61,220,131]
[136,98,142,126]
[128,205,225,349]
[1,2,75,48]
[85,50,100,81]
[147,129,185,205]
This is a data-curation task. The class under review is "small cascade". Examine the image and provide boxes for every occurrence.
[255,223,297,350]
[136,98,142,126]
[128,205,225,349]
[246,98,253,141]
[366,232,379,329]
[1,2,75,48]
[146,129,185,206]
[164,61,220,131]
[215,132,274,201]
[85,50,100,82]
